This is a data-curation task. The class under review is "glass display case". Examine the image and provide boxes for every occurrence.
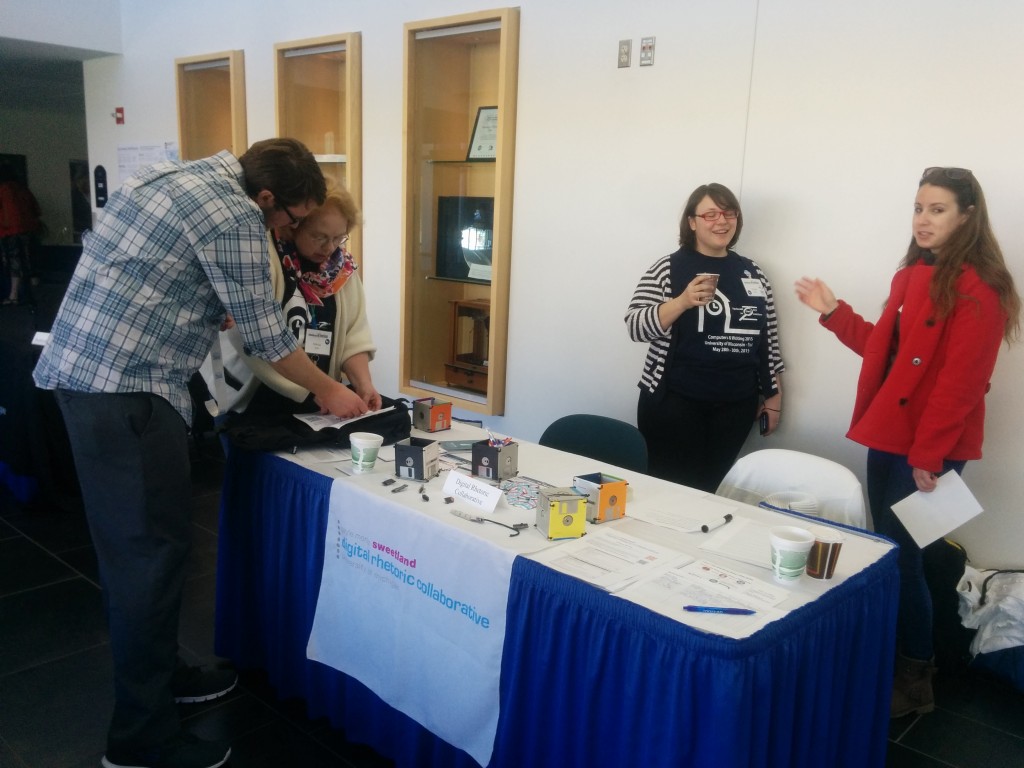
[400,8,519,415]
[275,33,363,264]
[175,50,247,160]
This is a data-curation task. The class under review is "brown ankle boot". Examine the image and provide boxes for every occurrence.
[891,654,937,718]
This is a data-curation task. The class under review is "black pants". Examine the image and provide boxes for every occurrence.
[55,390,190,751]
[637,389,758,493]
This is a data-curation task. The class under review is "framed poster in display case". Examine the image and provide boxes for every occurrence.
[466,106,498,161]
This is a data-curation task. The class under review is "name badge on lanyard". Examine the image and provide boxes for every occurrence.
[305,328,332,356]
[742,277,766,298]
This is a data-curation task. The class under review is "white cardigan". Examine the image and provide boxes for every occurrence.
[210,234,376,413]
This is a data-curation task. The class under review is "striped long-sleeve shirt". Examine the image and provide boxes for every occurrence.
[624,247,784,401]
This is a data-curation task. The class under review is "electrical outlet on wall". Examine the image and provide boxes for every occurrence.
[639,36,655,66]
[618,39,631,68]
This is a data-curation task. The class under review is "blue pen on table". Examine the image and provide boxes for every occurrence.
[683,605,756,615]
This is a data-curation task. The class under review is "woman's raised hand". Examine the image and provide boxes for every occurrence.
[794,277,839,316]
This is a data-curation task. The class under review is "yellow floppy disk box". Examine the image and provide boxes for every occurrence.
[536,487,588,540]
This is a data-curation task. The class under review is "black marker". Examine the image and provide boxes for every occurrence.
[701,513,733,533]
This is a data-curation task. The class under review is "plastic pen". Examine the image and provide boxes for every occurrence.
[683,605,756,615]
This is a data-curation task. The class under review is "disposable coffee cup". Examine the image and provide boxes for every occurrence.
[806,528,844,580]
[769,525,815,582]
[349,432,384,473]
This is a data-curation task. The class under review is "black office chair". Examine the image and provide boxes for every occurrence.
[538,414,648,473]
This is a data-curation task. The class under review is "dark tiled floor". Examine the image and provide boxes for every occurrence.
[0,433,392,768]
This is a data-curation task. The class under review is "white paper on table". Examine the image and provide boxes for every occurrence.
[293,406,395,432]
[892,470,983,548]
[697,516,773,569]
[674,559,789,606]
[616,561,785,638]
[528,528,691,592]
[628,493,740,533]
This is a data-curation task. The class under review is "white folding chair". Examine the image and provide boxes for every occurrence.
[716,448,868,529]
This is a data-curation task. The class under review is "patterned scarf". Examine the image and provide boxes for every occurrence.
[274,234,356,307]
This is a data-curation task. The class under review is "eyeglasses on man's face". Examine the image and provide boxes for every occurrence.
[275,195,305,227]
[922,167,973,181]
[693,209,739,222]
[308,233,350,249]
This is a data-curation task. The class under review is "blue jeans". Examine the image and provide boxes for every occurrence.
[867,448,966,661]
[55,390,190,751]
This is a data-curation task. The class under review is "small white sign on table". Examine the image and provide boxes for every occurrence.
[443,470,503,513]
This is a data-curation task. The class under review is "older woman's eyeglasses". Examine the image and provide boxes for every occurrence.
[923,167,973,181]
[309,233,349,249]
[693,209,739,222]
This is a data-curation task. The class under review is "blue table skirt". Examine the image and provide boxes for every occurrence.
[215,450,899,768]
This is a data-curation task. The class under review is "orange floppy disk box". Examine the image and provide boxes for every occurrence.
[572,472,628,524]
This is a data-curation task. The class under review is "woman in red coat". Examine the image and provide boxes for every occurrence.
[795,167,1020,718]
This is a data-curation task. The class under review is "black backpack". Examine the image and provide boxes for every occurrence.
[923,538,976,673]
[222,395,411,452]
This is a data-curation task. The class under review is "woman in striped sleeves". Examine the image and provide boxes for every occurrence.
[625,183,785,492]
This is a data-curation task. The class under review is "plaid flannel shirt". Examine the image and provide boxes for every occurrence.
[34,151,298,425]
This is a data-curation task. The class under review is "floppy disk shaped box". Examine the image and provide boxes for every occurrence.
[412,398,452,432]
[572,472,628,524]
[471,440,518,481]
[536,487,588,540]
[394,437,439,480]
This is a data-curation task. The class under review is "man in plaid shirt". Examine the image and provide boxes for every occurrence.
[34,138,362,768]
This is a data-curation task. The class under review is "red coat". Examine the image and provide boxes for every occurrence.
[822,263,1007,473]
[0,181,40,237]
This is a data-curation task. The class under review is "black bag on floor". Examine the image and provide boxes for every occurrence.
[223,395,411,452]
[923,537,976,673]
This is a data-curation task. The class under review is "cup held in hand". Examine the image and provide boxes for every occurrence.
[696,273,720,301]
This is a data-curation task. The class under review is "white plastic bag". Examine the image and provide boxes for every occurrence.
[957,565,1024,656]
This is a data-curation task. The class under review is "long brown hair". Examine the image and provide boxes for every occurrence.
[902,168,1020,343]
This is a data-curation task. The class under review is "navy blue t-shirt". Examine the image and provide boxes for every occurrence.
[666,247,771,401]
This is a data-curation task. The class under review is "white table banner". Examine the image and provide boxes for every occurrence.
[307,479,515,766]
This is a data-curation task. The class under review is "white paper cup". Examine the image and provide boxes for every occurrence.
[806,528,844,580]
[769,525,815,582]
[349,432,384,473]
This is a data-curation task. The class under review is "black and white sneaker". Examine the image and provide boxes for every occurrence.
[172,664,238,704]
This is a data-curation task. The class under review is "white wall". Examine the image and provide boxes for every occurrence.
[32,0,1024,566]
[0,0,122,54]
